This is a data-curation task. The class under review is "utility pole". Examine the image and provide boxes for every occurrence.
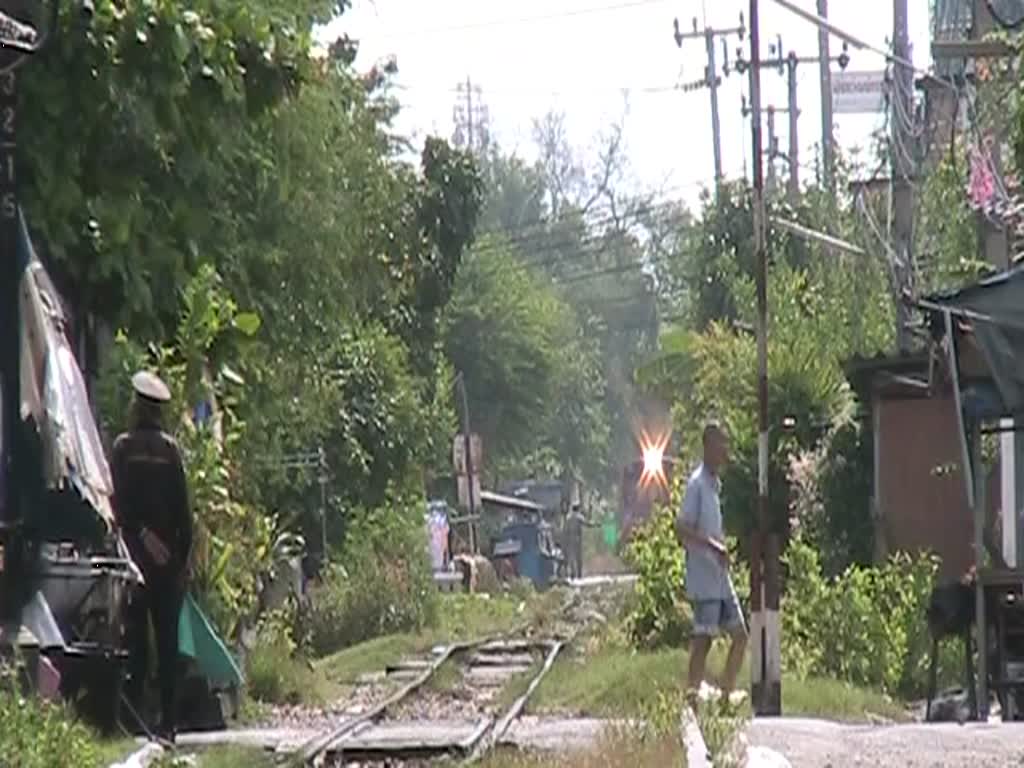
[786,52,800,204]
[455,372,478,555]
[817,0,835,193]
[747,0,782,717]
[673,14,746,196]
[453,77,490,155]
[737,40,849,207]
[742,95,788,197]
[891,0,914,353]
[317,445,328,561]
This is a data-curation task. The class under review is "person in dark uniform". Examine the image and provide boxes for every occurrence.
[564,502,599,580]
[111,371,193,743]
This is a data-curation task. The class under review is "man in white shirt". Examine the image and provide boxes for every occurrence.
[675,422,748,696]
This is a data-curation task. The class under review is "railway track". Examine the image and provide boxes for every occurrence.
[289,594,588,767]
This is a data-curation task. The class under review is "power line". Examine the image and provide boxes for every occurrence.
[470,194,697,261]
[363,0,674,39]
[391,82,685,96]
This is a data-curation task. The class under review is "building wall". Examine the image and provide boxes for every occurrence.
[876,395,977,580]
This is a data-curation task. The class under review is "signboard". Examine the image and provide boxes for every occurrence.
[452,433,482,476]
[457,474,482,510]
[833,71,886,114]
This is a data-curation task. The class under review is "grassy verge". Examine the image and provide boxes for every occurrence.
[478,730,685,768]
[533,636,909,724]
[181,746,275,768]
[95,737,141,765]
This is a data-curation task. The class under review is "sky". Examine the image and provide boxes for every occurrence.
[322,0,934,208]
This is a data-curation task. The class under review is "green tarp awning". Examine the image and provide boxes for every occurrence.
[178,594,244,688]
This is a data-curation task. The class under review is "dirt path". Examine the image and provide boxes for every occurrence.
[747,718,1024,767]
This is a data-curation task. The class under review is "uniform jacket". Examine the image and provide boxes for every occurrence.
[111,421,193,579]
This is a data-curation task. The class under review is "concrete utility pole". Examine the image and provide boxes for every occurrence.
[673,14,745,196]
[737,41,848,207]
[742,96,789,197]
[786,52,800,203]
[453,77,490,155]
[747,0,782,718]
[455,372,478,555]
[891,0,914,353]
[817,0,835,193]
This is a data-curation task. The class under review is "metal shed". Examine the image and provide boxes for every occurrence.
[917,263,1024,719]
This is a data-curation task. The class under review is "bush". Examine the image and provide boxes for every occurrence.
[0,670,102,768]
[247,606,314,705]
[624,506,690,649]
[782,532,949,698]
[308,495,438,656]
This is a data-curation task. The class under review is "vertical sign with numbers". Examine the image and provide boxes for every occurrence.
[0,68,15,535]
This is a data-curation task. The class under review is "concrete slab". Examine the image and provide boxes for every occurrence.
[175,727,320,752]
[386,669,425,682]
[386,659,433,673]
[466,665,531,686]
[334,718,492,753]
[470,652,536,667]
[502,716,618,752]
[479,640,540,654]
[356,671,387,685]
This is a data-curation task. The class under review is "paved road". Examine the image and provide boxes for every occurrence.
[748,718,1024,768]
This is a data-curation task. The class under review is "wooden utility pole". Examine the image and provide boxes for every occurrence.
[673,14,745,196]
[748,0,782,717]
[816,0,834,193]
[891,0,914,353]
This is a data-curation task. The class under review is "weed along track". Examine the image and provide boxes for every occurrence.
[292,598,584,766]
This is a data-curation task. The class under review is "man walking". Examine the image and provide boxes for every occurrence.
[112,371,193,743]
[676,422,747,697]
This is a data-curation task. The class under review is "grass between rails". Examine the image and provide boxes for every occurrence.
[316,590,567,689]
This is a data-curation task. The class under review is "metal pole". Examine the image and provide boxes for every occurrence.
[707,28,724,191]
[318,445,328,561]
[816,0,834,193]
[466,76,474,152]
[786,52,800,204]
[892,0,913,352]
[456,373,477,555]
[749,0,781,717]
[767,106,777,193]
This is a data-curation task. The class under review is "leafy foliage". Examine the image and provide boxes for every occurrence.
[782,533,949,698]
[623,506,689,649]
[306,494,438,657]
[20,0,331,336]
[0,669,103,768]
[624,482,749,649]
[96,265,269,637]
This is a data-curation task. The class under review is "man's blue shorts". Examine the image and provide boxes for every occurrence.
[692,594,747,637]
